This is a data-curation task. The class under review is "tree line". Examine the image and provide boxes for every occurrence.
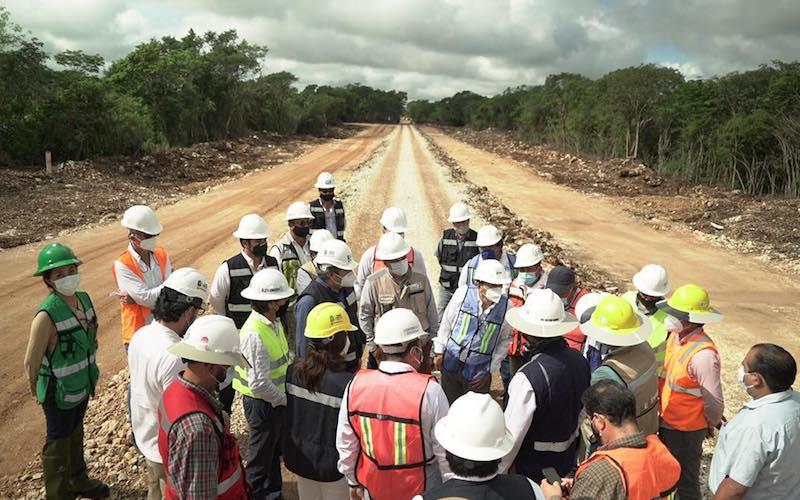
[0,7,406,165]
[408,62,800,197]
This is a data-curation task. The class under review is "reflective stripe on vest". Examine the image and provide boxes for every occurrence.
[233,315,289,397]
[227,304,252,313]
[112,248,169,343]
[286,383,343,408]
[533,428,580,452]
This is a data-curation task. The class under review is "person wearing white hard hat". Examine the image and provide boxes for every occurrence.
[128,268,208,500]
[359,232,438,369]
[434,259,513,403]
[499,289,590,481]
[309,172,347,241]
[295,239,364,372]
[507,243,549,377]
[158,315,250,499]
[457,224,516,288]
[623,263,672,376]
[337,309,450,500]
[113,204,173,348]
[295,229,334,296]
[414,392,545,500]
[434,202,479,320]
[232,268,295,499]
[353,206,428,297]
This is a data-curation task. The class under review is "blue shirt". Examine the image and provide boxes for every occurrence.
[294,278,349,358]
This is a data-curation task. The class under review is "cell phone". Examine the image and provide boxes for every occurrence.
[542,467,561,485]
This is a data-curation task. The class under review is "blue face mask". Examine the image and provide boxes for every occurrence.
[518,271,539,286]
[480,249,496,260]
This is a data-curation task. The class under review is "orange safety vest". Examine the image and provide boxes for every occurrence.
[575,434,680,500]
[112,247,169,343]
[372,246,415,273]
[659,328,718,431]
[347,369,434,500]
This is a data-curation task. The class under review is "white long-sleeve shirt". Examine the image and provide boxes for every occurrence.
[239,311,288,407]
[435,285,512,374]
[457,251,514,288]
[113,244,173,309]
[354,244,427,298]
[209,251,276,315]
[336,361,451,486]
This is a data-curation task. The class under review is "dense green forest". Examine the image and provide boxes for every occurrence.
[409,63,800,196]
[0,7,406,165]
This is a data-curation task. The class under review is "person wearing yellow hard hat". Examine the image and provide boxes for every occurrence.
[656,283,724,500]
[283,302,357,500]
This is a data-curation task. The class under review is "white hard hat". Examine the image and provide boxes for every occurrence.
[380,207,408,233]
[506,289,578,338]
[514,243,544,268]
[632,264,671,297]
[574,292,607,324]
[168,315,249,368]
[309,229,334,252]
[374,308,427,353]
[240,268,295,301]
[163,267,209,303]
[375,232,411,261]
[434,392,514,461]
[315,172,335,189]
[233,214,271,240]
[473,259,511,285]
[476,225,502,247]
[122,205,162,235]
[447,202,471,223]
[285,201,314,221]
[315,239,358,270]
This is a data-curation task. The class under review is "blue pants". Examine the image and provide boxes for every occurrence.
[42,381,88,442]
[243,396,284,500]
[437,287,455,322]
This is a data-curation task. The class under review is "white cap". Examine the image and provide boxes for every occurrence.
[233,214,271,239]
[476,225,502,247]
[514,243,544,268]
[632,264,671,297]
[285,201,314,221]
[240,268,295,301]
[506,289,578,338]
[447,202,472,223]
[375,232,411,261]
[168,315,249,368]
[163,267,209,303]
[122,205,162,235]
[315,239,358,270]
[374,308,427,353]
[473,259,511,285]
[315,172,335,189]
[434,392,514,461]
[380,207,408,233]
[309,229,334,252]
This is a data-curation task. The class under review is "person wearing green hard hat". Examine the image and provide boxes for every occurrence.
[24,243,109,499]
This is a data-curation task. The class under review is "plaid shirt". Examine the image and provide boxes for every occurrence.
[570,432,649,500]
[167,376,224,499]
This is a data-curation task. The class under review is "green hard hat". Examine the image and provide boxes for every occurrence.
[34,243,82,276]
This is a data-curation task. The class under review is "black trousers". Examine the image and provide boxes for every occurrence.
[243,396,284,500]
[42,381,88,442]
[219,383,235,415]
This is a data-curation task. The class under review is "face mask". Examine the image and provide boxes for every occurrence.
[389,259,409,276]
[518,271,539,286]
[663,315,683,332]
[480,249,496,260]
[292,226,310,238]
[484,286,503,303]
[738,365,755,390]
[340,335,351,356]
[454,225,469,236]
[339,271,356,288]
[320,193,335,201]
[252,242,268,257]
[52,274,81,296]
[139,236,157,251]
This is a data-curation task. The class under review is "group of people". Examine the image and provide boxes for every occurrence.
[23,170,799,500]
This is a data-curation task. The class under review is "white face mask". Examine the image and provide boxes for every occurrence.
[663,315,683,332]
[340,335,351,356]
[738,365,755,390]
[340,271,356,288]
[484,286,503,304]
[388,259,409,276]
[53,274,81,296]
[139,236,158,251]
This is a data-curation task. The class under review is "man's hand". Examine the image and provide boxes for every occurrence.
[117,291,136,305]
[433,354,443,372]
[469,373,490,390]
[539,478,565,499]
[348,485,364,500]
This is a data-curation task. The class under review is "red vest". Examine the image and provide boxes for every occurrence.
[112,247,169,343]
[372,246,415,272]
[563,288,588,351]
[158,379,250,500]
[348,369,434,500]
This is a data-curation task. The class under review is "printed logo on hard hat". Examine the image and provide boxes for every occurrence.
[201,336,209,344]
[330,313,343,325]
[260,286,282,293]
[403,326,418,334]
[197,280,208,291]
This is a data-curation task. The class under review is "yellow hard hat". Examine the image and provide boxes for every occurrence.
[581,295,652,347]
[304,302,358,339]
[657,284,723,324]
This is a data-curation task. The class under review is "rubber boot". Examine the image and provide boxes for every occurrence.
[68,426,110,499]
[42,438,75,500]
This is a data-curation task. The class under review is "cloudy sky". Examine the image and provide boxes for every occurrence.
[4,0,799,100]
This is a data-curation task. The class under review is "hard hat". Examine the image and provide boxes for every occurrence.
[632,264,671,297]
[315,239,358,270]
[34,243,82,276]
[309,229,334,253]
[574,292,607,324]
[168,315,249,368]
[434,392,514,461]
[473,259,511,285]
[285,201,314,221]
[380,207,408,233]
[374,308,427,353]
[476,225,502,247]
[375,232,411,261]
[304,302,357,339]
[513,243,544,268]
[580,295,652,347]
[163,267,209,303]
[506,289,578,338]
[657,284,722,324]
[447,202,471,223]
[233,214,271,239]
[315,172,336,189]
[121,205,162,235]
[240,268,295,301]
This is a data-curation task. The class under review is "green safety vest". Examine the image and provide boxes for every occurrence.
[233,313,289,398]
[277,241,302,294]
[36,292,100,409]
[623,291,669,373]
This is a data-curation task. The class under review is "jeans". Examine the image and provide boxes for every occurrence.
[243,396,284,500]
[440,368,491,404]
[436,287,455,322]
